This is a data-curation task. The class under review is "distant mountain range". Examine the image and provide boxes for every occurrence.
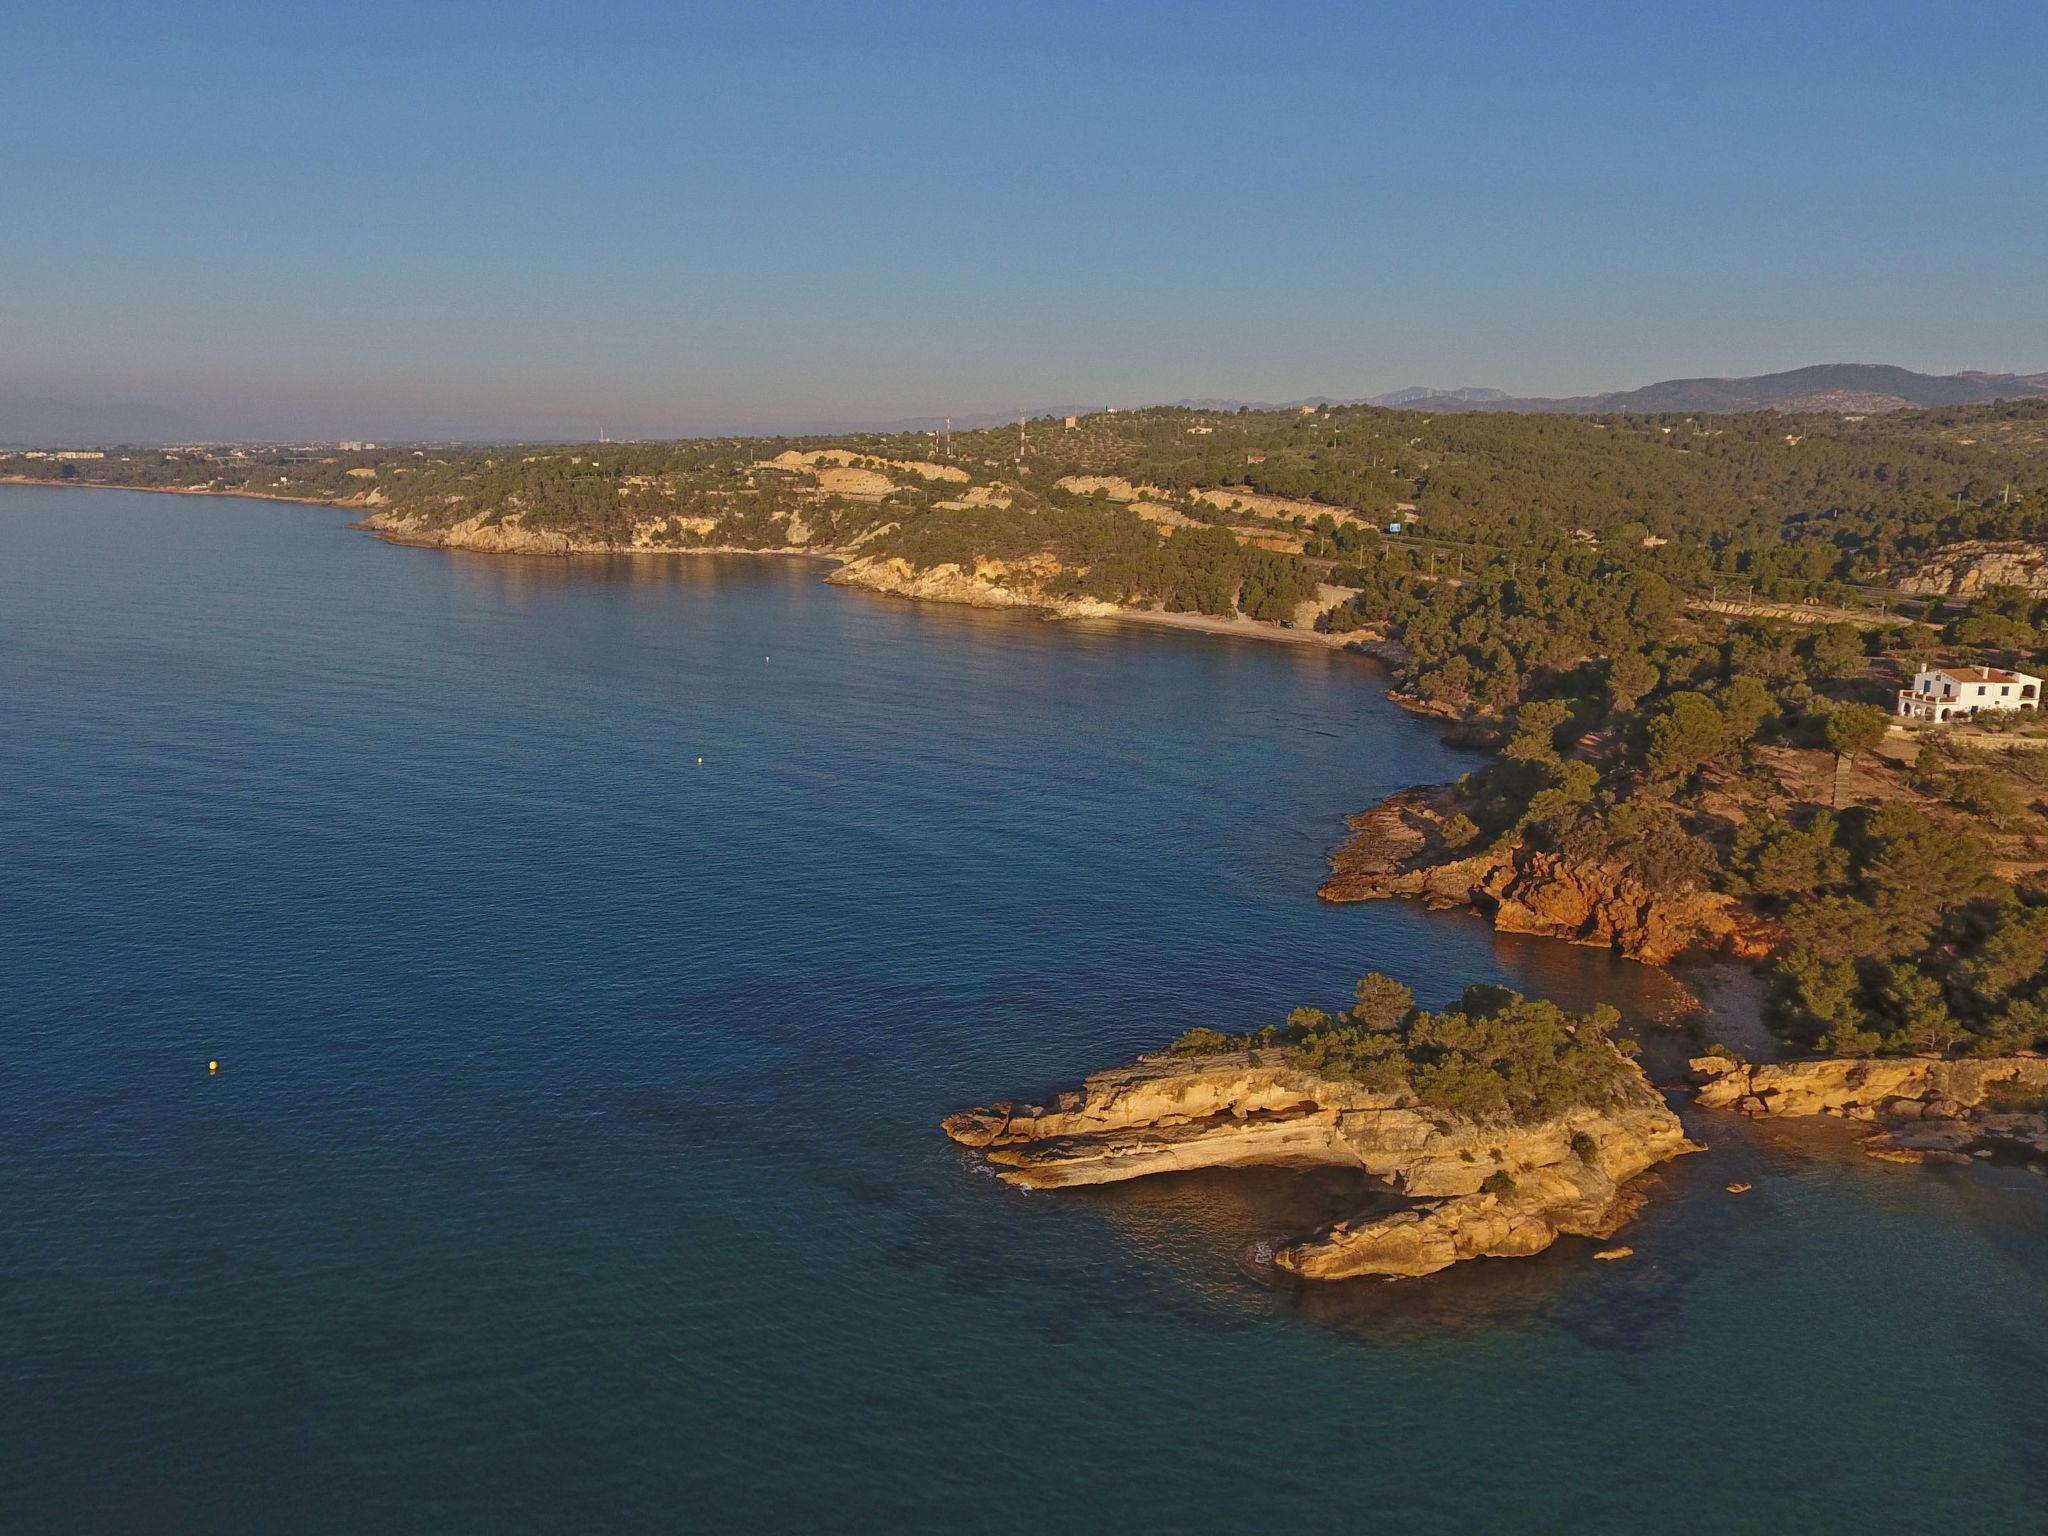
[1366,386,1512,408]
[1371,364,2048,416]
[1069,366,2048,423]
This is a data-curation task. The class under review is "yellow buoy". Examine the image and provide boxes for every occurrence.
[208,1060,218,1074]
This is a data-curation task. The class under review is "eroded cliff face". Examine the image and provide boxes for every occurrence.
[357,507,818,557]
[354,515,1114,619]
[1691,1054,2048,1164]
[943,1050,1698,1280]
[1317,788,1774,966]
[1892,540,2048,599]
[826,553,1103,614]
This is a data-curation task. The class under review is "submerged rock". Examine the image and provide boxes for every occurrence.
[944,1049,1699,1281]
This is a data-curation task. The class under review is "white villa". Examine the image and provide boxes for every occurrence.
[1896,665,2041,722]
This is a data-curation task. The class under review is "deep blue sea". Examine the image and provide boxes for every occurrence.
[4,485,2046,1533]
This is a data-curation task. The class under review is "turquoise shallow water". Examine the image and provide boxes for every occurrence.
[3,485,2045,1533]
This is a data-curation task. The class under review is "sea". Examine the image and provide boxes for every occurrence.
[4,485,2045,1533]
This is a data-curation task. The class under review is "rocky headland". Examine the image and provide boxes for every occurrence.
[944,1048,1698,1280]
[1691,1053,2048,1164]
[1317,786,1777,965]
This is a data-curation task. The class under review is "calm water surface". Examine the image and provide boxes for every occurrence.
[4,486,2045,1533]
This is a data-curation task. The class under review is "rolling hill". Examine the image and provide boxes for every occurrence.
[1381,364,2048,416]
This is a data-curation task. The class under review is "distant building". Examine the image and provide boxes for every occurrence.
[1063,416,1077,430]
[1897,666,2041,722]
[53,450,105,460]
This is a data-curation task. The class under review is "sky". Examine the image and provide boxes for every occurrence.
[4,0,2046,441]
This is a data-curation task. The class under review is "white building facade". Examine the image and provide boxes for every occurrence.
[1897,666,2041,722]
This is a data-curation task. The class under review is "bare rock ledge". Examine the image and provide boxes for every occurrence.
[944,1050,1699,1280]
[1690,1054,2048,1164]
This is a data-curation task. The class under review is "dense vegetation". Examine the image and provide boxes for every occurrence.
[1170,974,1642,1126]
[1402,577,2048,1057]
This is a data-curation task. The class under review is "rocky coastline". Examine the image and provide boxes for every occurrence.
[1317,785,1777,965]
[351,507,1363,648]
[944,1048,1698,1280]
[1690,1053,2048,1164]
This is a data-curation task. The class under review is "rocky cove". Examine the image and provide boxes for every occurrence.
[944,766,2046,1284]
[235,494,2048,1284]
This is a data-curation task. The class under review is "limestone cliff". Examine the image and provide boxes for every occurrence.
[1318,787,1775,965]
[827,552,1095,613]
[1691,1053,2048,1163]
[356,507,817,558]
[944,1049,1698,1280]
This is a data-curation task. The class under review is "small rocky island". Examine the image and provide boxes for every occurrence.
[945,980,1700,1280]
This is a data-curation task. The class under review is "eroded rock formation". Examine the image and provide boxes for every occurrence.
[1318,788,1776,965]
[944,1050,1698,1279]
[1690,1054,2048,1164]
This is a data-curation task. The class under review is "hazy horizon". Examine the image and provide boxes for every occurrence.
[8,0,2046,442]
[10,361,2048,450]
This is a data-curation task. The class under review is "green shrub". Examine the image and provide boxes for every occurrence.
[1276,978,1639,1124]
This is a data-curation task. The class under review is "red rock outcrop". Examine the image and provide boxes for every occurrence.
[1319,788,1779,965]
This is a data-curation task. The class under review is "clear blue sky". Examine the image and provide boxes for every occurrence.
[5,0,2044,440]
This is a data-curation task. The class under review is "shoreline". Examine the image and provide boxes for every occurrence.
[1062,605,1367,650]
[23,474,2027,1213]
[343,500,1389,655]
[8,476,1380,657]
[1,475,365,509]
